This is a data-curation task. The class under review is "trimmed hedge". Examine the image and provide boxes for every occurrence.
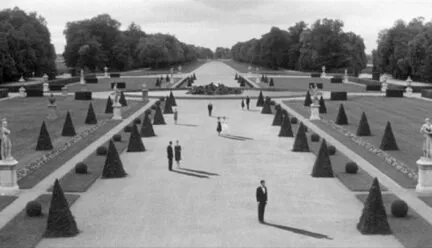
[422,89,432,99]
[96,146,107,155]
[124,125,132,132]
[85,77,98,84]
[113,134,122,142]
[75,162,88,174]
[311,133,320,142]
[291,117,298,124]
[111,82,126,89]
[391,200,408,218]
[385,89,404,97]
[311,73,321,78]
[26,89,44,97]
[75,91,92,100]
[366,85,381,91]
[0,88,8,98]
[49,85,63,91]
[330,91,347,101]
[345,162,358,174]
[330,77,343,83]
[110,73,121,78]
[26,201,42,217]
[308,83,323,89]
[327,145,336,155]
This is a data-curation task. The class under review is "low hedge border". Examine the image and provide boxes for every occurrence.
[309,83,323,89]
[330,77,343,83]
[74,91,92,100]
[0,88,9,98]
[366,85,381,91]
[330,91,347,101]
[386,89,404,97]
[26,89,44,97]
[111,82,126,89]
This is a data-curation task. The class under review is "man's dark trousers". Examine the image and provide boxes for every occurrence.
[246,98,250,110]
[208,106,213,116]
[258,202,266,222]
[168,158,173,171]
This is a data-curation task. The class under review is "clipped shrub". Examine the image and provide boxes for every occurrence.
[26,201,42,217]
[391,200,408,218]
[309,83,323,89]
[151,105,157,110]
[84,102,97,125]
[335,104,348,125]
[0,88,9,98]
[119,91,127,106]
[153,105,166,125]
[270,100,276,105]
[104,96,113,114]
[256,91,264,107]
[169,91,177,106]
[327,145,336,155]
[127,124,146,152]
[75,162,88,174]
[292,123,309,152]
[102,140,127,178]
[330,77,343,83]
[278,115,294,137]
[311,139,334,177]
[134,118,141,125]
[304,90,312,106]
[36,121,53,151]
[61,111,76,137]
[319,96,327,114]
[330,91,347,101]
[124,125,132,132]
[379,121,399,150]
[96,146,107,155]
[272,107,284,126]
[291,117,298,124]
[113,134,122,142]
[345,162,359,174]
[311,133,320,142]
[356,112,372,136]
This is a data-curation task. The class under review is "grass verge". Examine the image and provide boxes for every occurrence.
[0,196,17,212]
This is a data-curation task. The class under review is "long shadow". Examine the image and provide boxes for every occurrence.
[171,169,209,179]
[263,222,333,240]
[176,123,199,127]
[180,168,220,176]
[220,135,246,141]
[225,134,254,140]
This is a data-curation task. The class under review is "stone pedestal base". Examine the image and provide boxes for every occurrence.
[19,92,26,97]
[47,104,57,120]
[381,84,388,93]
[309,103,320,120]
[0,159,19,196]
[104,73,109,78]
[405,87,413,96]
[142,89,148,101]
[80,77,85,84]
[321,73,326,78]
[62,87,68,96]
[416,157,432,195]
[112,103,122,120]
[343,77,349,83]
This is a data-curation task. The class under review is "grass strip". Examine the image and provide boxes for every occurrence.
[0,196,17,212]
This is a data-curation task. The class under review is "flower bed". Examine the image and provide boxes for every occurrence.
[187,83,243,95]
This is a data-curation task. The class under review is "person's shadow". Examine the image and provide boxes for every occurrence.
[263,222,333,240]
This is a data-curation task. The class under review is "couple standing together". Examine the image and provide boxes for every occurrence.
[166,140,182,171]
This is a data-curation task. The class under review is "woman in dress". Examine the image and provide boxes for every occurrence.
[241,98,245,110]
[222,116,230,135]
[217,117,222,135]
[174,140,182,167]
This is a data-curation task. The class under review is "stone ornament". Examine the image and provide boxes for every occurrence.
[0,118,14,162]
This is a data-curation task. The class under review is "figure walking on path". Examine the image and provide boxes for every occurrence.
[167,141,173,171]
[173,107,178,125]
[221,116,230,135]
[174,140,182,168]
[256,180,268,223]
[217,117,222,136]
[208,102,213,116]
[246,96,250,110]
[241,98,245,110]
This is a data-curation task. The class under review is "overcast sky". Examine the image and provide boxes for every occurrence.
[3,0,432,54]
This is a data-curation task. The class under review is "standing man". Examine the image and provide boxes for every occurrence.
[246,96,250,110]
[256,180,268,223]
[208,102,213,116]
[167,141,173,171]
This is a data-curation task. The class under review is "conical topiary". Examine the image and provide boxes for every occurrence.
[119,91,127,107]
[357,178,392,234]
[163,96,173,114]
[61,111,76,137]
[319,96,327,114]
[335,104,348,125]
[127,124,146,152]
[102,140,127,178]
[269,78,274,87]
[261,97,272,114]
[36,121,53,150]
[356,112,372,136]
[304,90,312,107]
[379,121,399,150]
[44,179,79,237]
[256,91,264,107]
[311,139,334,177]
[105,96,113,114]
[169,91,177,106]
[140,112,156,137]
[84,102,97,125]
[278,115,294,137]
[272,106,283,126]
[153,105,166,125]
[292,122,310,152]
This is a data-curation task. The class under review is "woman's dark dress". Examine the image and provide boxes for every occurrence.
[174,145,181,161]
[241,100,245,109]
[217,121,222,134]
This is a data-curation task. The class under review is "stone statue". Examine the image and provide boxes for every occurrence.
[1,118,13,161]
[112,85,121,105]
[420,118,432,159]
[310,83,320,105]
[48,93,56,105]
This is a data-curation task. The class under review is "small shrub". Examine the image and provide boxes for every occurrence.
[26,201,42,217]
[113,134,122,142]
[290,117,298,124]
[327,145,336,155]
[124,125,132,132]
[96,146,107,155]
[311,133,320,142]
[391,200,408,218]
[270,100,276,105]
[345,162,358,174]
[133,118,141,124]
[159,97,165,102]
[75,162,88,174]
[151,105,157,110]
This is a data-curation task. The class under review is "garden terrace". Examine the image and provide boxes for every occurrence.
[118,60,207,76]
[222,60,308,76]
[253,77,366,92]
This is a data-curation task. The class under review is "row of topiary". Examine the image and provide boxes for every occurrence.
[187,83,242,95]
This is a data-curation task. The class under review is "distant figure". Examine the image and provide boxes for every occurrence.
[246,96,250,110]
[241,98,245,110]
[167,141,173,171]
[174,140,182,168]
[208,102,213,116]
[256,180,268,223]
[217,117,222,135]
[221,116,230,135]
[173,107,178,125]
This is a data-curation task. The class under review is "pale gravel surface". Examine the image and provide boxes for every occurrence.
[37,99,402,248]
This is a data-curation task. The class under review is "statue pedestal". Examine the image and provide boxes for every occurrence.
[19,87,26,97]
[142,89,148,101]
[0,159,19,196]
[112,103,122,120]
[43,83,50,95]
[405,87,413,96]
[104,72,109,78]
[62,86,68,96]
[309,103,320,120]
[381,83,388,93]
[343,76,349,83]
[80,77,85,85]
[18,76,25,82]
[321,73,326,78]
[47,104,57,120]
[416,157,432,195]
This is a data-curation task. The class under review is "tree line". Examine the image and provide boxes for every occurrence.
[230,19,367,76]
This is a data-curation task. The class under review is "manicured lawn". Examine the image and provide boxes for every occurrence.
[120,60,207,76]
[285,96,429,188]
[255,77,366,92]
[0,196,17,212]
[0,194,79,248]
[222,60,309,75]
[356,193,432,248]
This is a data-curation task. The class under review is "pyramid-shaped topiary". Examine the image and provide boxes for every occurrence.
[140,112,156,137]
[304,90,312,107]
[269,78,274,87]
[256,91,264,107]
[292,122,310,152]
[105,96,113,114]
[261,97,272,114]
[272,106,284,126]
[311,139,334,177]
[169,91,177,106]
[84,102,97,125]
[356,112,372,136]
[119,91,127,107]
[278,115,294,137]
[36,121,53,150]
[163,96,173,114]
[357,178,392,234]
[153,105,166,125]
[319,96,327,114]
[102,140,127,178]
[335,104,348,125]
[44,179,79,237]
[61,111,76,137]
[127,124,146,152]
[379,121,399,150]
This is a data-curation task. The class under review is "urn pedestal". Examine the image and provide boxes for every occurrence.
[19,87,26,97]
[309,103,320,120]
[62,86,68,96]
[405,87,413,97]
[381,83,388,93]
[43,82,50,95]
[47,104,57,120]
[142,89,148,101]
[416,157,432,195]
[0,159,19,196]
[112,102,122,120]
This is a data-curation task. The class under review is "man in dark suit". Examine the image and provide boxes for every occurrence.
[256,180,267,223]
[246,96,250,110]
[208,102,213,116]
[167,141,173,171]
